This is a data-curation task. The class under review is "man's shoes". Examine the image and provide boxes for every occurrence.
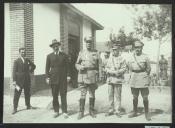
[63,113,69,119]
[145,113,151,121]
[27,106,37,110]
[77,112,84,120]
[128,112,138,118]
[53,112,59,118]
[105,111,114,117]
[118,107,126,115]
[115,112,122,118]
[12,109,17,115]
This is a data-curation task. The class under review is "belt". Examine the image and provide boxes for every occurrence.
[86,67,96,70]
[132,70,145,73]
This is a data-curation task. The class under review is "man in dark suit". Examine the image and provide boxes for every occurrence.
[45,39,70,118]
[12,47,36,114]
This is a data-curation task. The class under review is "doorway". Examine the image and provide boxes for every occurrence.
[68,34,80,88]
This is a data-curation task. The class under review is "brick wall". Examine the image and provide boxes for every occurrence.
[60,5,69,54]
[9,3,35,95]
[10,3,34,72]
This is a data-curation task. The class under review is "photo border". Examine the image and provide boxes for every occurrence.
[1,0,174,128]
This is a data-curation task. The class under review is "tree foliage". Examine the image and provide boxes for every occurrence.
[133,5,171,41]
[107,27,139,49]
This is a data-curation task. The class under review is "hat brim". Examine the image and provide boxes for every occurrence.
[112,46,120,49]
[85,40,92,43]
[50,42,61,47]
[134,45,143,48]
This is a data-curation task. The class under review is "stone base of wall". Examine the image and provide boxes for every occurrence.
[4,74,48,95]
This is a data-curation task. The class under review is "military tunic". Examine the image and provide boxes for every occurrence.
[128,53,151,88]
[76,50,98,85]
[159,58,168,80]
[106,54,126,84]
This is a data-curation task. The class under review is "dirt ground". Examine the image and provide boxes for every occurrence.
[3,84,172,123]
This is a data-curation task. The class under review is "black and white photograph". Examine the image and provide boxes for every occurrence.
[3,3,172,123]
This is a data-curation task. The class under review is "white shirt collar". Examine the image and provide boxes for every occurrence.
[20,57,25,63]
[55,51,60,55]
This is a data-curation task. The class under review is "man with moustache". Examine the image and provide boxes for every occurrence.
[76,36,99,120]
[45,39,70,118]
[128,40,151,121]
[105,43,126,117]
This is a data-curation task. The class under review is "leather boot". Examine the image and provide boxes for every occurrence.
[143,100,151,121]
[89,98,96,118]
[128,99,138,118]
[77,99,85,120]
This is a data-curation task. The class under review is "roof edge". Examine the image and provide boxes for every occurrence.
[62,3,104,30]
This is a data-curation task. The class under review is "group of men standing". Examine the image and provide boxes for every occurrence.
[12,36,151,121]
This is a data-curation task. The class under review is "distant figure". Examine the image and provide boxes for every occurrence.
[76,36,99,120]
[105,43,127,117]
[101,51,109,83]
[159,55,168,80]
[12,47,36,114]
[128,40,151,121]
[150,73,158,86]
[45,39,70,118]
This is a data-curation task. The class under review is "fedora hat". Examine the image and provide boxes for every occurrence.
[84,36,93,43]
[50,39,61,47]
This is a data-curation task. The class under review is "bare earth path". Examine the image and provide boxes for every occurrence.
[3,84,171,123]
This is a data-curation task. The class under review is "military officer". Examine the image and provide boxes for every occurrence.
[76,36,99,120]
[128,40,151,121]
[101,51,109,83]
[105,43,126,117]
[159,54,168,80]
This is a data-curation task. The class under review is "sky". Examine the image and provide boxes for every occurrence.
[72,3,172,61]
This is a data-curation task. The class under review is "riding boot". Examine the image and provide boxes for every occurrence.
[128,99,138,118]
[77,99,85,120]
[89,98,96,118]
[143,100,151,121]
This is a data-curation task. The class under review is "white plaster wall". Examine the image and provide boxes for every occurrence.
[82,19,92,50]
[4,3,11,77]
[33,3,60,75]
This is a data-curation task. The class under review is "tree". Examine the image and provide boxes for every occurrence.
[107,27,139,51]
[131,4,171,80]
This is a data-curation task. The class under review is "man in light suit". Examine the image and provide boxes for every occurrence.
[45,39,70,118]
[105,43,126,117]
[12,47,36,114]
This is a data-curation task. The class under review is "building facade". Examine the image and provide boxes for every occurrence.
[5,3,103,93]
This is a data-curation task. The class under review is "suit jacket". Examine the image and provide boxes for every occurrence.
[45,52,69,90]
[13,57,36,88]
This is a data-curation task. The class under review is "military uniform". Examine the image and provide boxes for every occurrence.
[159,55,168,80]
[105,44,126,117]
[128,40,151,121]
[76,37,99,119]
[100,52,109,82]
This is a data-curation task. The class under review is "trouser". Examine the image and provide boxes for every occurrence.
[160,70,168,80]
[131,87,149,113]
[79,84,96,99]
[131,87,149,100]
[13,84,31,109]
[51,84,67,113]
[108,84,122,113]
